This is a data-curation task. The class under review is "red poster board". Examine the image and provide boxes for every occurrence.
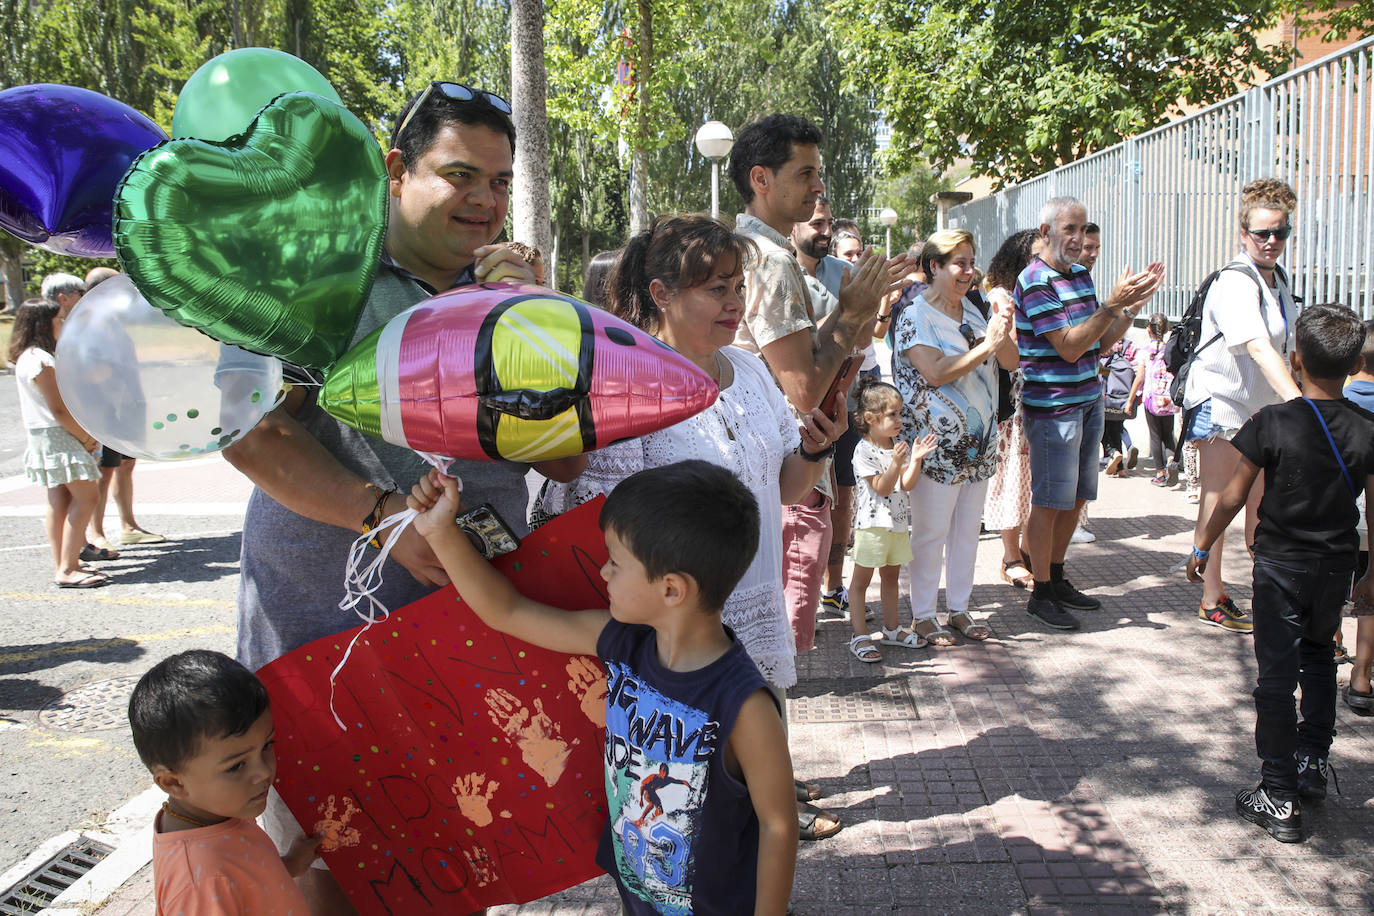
[258,498,611,914]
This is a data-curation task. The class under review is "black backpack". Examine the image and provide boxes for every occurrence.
[1164,263,1270,406]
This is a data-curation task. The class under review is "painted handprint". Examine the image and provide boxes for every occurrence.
[463,841,499,887]
[565,656,607,727]
[451,772,500,826]
[312,794,362,853]
[484,688,575,786]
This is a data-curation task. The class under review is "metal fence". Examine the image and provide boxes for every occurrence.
[950,35,1374,318]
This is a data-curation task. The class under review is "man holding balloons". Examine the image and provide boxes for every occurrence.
[224,81,546,915]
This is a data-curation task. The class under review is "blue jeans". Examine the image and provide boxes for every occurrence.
[1024,398,1104,510]
[1250,554,1353,799]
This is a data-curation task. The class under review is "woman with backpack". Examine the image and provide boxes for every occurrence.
[1181,178,1302,634]
[1142,313,1181,486]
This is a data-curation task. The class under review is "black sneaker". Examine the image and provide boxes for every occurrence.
[819,587,848,618]
[1166,461,1180,486]
[1053,579,1101,610]
[1296,754,1337,801]
[1236,784,1303,843]
[1027,594,1080,630]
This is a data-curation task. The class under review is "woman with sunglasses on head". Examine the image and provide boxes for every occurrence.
[1183,178,1302,634]
[894,229,1020,645]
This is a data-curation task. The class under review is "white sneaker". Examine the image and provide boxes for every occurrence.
[1070,525,1096,544]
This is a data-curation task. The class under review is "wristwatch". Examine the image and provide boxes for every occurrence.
[799,442,836,463]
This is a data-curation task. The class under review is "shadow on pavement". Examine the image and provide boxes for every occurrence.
[0,677,64,710]
[93,532,242,586]
[0,636,144,679]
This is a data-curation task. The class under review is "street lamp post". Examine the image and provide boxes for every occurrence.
[694,121,735,220]
[879,207,899,257]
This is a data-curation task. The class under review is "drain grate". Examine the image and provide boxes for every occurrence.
[788,677,917,723]
[0,837,113,914]
[36,675,140,733]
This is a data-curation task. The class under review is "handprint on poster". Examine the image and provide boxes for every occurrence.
[258,498,612,914]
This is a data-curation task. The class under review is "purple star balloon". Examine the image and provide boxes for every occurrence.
[0,84,167,257]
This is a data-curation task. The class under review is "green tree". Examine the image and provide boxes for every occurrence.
[1287,0,1374,41]
[864,162,952,253]
[831,0,1290,186]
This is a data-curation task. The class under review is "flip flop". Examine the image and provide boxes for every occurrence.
[798,802,841,841]
[947,611,992,641]
[794,779,821,802]
[55,572,109,589]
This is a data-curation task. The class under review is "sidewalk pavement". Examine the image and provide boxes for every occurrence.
[84,465,1374,914]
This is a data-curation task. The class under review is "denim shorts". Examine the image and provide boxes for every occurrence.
[1184,399,1240,443]
[1024,398,1104,510]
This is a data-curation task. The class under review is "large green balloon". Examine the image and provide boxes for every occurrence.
[114,91,388,370]
[172,48,343,141]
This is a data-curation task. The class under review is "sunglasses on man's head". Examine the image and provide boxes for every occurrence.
[1245,225,1292,242]
[394,81,512,143]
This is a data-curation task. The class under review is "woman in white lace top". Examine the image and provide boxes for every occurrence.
[541,216,844,691]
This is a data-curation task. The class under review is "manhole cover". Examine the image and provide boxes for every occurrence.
[37,675,140,732]
[788,678,917,723]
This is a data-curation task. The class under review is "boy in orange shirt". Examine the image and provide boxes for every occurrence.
[129,650,320,914]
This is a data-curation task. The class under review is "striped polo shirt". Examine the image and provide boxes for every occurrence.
[1014,256,1103,415]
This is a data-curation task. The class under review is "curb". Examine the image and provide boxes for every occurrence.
[37,786,160,915]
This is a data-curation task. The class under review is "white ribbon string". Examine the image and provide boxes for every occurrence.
[326,453,458,729]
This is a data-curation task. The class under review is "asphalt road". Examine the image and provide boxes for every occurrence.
[0,368,245,875]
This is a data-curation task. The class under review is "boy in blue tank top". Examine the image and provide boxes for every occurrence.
[409,460,797,914]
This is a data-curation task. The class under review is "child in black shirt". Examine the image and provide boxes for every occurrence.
[1188,304,1374,843]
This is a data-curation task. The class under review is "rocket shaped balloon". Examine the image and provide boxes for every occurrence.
[319,283,720,462]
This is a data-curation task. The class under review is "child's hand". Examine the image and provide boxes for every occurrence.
[892,440,910,465]
[407,469,463,541]
[1186,552,1207,582]
[283,832,323,877]
[909,433,939,462]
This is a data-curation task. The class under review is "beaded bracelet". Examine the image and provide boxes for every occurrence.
[362,486,396,549]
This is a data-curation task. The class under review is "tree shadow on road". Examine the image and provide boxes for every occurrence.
[0,636,143,679]
[92,531,242,586]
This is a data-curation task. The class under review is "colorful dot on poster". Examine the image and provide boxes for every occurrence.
[166,413,177,422]
[546,802,555,809]
[556,857,564,864]
[541,550,549,557]
[465,640,473,646]
[210,426,222,435]
[186,408,199,418]
[391,631,398,637]
[353,754,361,762]
[465,828,474,836]
[304,655,312,661]
[152,421,163,430]
[251,390,262,403]
[312,765,320,771]
[517,772,525,779]
[370,745,379,753]
[511,561,522,571]
[500,757,508,765]
[518,679,526,686]
[358,862,365,868]
[308,796,316,803]
[518,651,526,658]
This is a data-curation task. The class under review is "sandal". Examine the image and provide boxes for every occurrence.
[913,618,957,647]
[1000,559,1033,589]
[877,625,927,648]
[794,779,821,802]
[55,572,109,589]
[1020,549,1034,576]
[847,634,882,663]
[798,802,842,841]
[946,611,992,641]
[78,543,120,562]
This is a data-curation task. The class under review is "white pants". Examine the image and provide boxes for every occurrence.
[907,476,989,621]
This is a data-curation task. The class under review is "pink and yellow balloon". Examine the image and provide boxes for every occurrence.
[319,284,720,462]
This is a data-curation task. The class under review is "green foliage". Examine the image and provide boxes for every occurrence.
[831,0,1290,187]
[864,162,952,252]
[1287,0,1374,42]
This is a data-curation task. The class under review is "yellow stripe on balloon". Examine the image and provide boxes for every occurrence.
[493,300,581,385]
[497,409,583,461]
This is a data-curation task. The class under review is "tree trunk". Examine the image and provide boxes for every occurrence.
[1,235,26,313]
[510,0,552,259]
[628,0,652,234]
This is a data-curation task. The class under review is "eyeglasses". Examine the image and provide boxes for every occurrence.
[1245,225,1292,242]
[958,322,985,348]
[394,81,513,144]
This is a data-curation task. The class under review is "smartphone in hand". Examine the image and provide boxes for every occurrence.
[820,355,861,421]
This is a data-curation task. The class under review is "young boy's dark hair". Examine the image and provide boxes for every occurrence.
[129,649,270,772]
[599,460,759,613]
[727,114,823,204]
[1361,318,1374,367]
[1294,304,1366,379]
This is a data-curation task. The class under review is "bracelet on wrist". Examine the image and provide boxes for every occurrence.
[361,485,396,548]
[799,442,835,463]
[1191,546,1209,560]
[876,313,891,321]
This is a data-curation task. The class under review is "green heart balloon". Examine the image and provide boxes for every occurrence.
[114,91,387,370]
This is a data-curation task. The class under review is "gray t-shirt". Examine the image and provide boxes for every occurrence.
[236,266,532,672]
